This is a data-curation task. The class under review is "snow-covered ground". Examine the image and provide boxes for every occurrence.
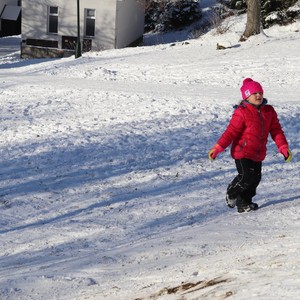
[0,35,20,57]
[0,13,300,300]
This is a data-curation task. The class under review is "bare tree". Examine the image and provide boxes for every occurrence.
[240,0,261,41]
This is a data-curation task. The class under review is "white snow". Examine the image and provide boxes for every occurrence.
[1,13,300,300]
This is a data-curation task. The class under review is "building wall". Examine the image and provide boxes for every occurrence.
[21,0,145,57]
[22,0,117,51]
[84,0,116,50]
[21,0,48,41]
[115,0,145,48]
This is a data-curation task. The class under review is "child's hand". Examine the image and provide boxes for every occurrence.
[208,144,224,160]
[279,145,292,162]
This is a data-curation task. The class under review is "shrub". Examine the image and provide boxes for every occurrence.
[145,0,202,32]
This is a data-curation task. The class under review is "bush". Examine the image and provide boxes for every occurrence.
[145,0,202,32]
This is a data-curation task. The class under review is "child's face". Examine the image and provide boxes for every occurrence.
[247,92,263,107]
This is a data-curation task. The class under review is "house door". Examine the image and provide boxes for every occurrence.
[1,19,21,36]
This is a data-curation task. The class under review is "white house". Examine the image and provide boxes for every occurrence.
[0,0,21,36]
[21,0,145,58]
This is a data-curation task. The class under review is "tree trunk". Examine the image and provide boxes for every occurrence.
[240,0,261,41]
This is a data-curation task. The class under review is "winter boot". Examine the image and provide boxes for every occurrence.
[236,196,259,213]
[237,202,259,213]
[225,193,236,208]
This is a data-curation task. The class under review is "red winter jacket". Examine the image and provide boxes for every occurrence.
[217,99,288,162]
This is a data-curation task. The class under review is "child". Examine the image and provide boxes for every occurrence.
[208,78,292,213]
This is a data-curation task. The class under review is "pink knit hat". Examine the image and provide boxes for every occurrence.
[240,78,264,100]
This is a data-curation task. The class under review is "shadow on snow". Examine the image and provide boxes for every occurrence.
[0,113,229,235]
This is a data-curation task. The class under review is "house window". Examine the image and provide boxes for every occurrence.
[48,6,58,34]
[85,9,96,37]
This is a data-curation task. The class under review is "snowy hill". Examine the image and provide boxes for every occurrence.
[0,14,300,300]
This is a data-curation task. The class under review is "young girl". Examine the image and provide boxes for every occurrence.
[208,78,292,213]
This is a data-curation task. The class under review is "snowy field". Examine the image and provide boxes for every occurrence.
[1,13,300,300]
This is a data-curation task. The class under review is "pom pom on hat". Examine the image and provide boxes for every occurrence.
[240,78,264,100]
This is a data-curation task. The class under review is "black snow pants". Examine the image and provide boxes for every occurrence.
[227,158,262,207]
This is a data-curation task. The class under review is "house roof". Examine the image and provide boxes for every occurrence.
[0,5,21,21]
